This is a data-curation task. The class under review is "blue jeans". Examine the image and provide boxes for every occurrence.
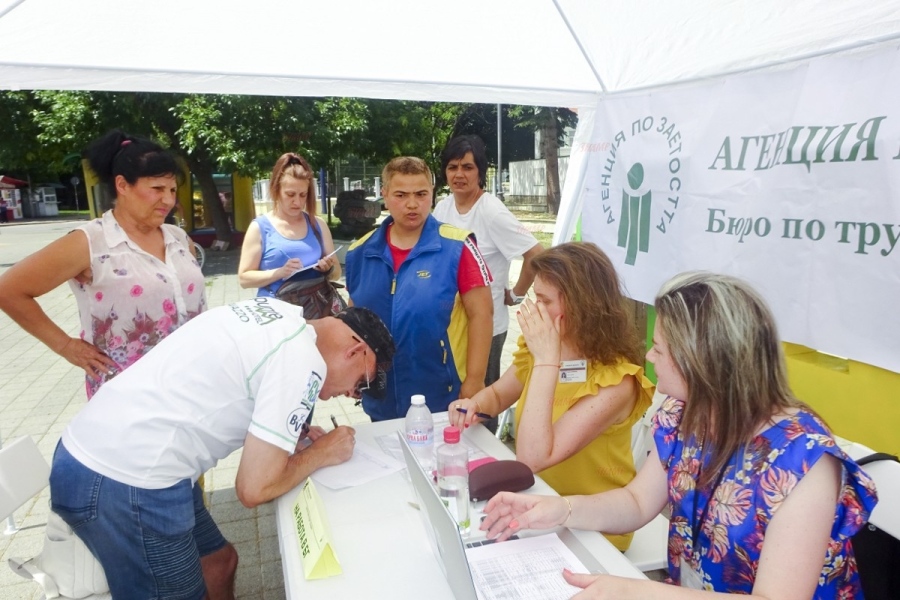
[50,441,227,600]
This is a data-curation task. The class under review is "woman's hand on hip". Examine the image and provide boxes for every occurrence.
[59,338,119,380]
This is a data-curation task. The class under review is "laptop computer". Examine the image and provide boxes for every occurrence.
[398,432,607,600]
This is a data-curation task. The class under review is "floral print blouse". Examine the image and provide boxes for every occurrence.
[69,211,206,398]
[652,396,878,596]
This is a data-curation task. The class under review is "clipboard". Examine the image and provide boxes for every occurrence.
[283,246,343,280]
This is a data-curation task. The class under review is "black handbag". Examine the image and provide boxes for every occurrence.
[273,214,347,319]
[853,452,900,600]
[275,275,347,320]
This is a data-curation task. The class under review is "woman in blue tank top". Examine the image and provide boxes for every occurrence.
[238,153,341,297]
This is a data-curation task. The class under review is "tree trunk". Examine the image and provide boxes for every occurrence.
[541,108,561,215]
[148,107,234,243]
[187,156,233,243]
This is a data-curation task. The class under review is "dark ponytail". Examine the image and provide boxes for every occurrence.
[83,129,181,198]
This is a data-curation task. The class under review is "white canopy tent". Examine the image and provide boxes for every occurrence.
[2,0,900,372]
[1,0,898,105]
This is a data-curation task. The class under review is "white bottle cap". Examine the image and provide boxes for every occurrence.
[411,394,425,406]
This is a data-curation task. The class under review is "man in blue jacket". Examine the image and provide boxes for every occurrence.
[345,156,493,421]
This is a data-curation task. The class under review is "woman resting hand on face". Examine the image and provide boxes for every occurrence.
[449,242,654,551]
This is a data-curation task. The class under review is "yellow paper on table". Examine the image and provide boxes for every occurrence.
[292,478,342,579]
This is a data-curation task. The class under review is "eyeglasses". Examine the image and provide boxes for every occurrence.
[352,336,373,397]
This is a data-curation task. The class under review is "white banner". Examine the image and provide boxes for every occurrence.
[562,46,900,374]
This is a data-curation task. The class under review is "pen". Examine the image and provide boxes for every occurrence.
[330,414,339,429]
[455,407,492,420]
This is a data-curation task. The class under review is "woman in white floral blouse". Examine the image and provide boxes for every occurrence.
[0,129,206,397]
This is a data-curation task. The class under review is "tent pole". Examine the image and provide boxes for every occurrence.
[497,104,503,200]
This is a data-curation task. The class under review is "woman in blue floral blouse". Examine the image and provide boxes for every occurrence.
[480,271,878,598]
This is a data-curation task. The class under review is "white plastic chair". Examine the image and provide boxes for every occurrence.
[0,436,50,525]
[1,436,111,600]
[629,391,667,472]
[623,391,670,572]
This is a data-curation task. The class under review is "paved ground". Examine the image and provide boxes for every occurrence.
[0,219,546,600]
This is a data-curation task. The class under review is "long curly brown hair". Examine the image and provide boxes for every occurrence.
[531,242,643,366]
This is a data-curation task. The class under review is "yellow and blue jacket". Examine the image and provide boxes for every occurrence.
[345,215,474,421]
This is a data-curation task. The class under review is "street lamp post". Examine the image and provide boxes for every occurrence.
[71,176,80,213]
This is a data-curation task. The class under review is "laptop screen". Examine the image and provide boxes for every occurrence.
[397,432,603,600]
[399,431,481,599]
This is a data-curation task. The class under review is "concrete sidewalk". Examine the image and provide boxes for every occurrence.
[0,247,529,600]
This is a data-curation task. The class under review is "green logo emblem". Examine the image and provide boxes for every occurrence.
[597,116,683,267]
[617,163,652,266]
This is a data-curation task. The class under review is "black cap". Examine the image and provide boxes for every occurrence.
[334,307,395,399]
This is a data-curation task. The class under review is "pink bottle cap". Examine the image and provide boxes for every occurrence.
[443,425,461,443]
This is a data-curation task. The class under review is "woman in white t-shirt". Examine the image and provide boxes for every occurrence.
[433,134,543,389]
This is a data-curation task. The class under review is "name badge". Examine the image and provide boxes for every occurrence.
[679,557,704,589]
[558,360,587,383]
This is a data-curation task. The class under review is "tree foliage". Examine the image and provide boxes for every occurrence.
[0,90,373,239]
[356,100,468,175]
[0,91,570,225]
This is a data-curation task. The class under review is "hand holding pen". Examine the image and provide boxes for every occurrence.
[455,406,492,419]
[449,398,491,429]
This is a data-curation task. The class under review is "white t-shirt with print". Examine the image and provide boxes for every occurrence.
[433,192,538,335]
[62,298,325,489]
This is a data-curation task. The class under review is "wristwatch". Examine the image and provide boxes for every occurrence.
[508,290,525,305]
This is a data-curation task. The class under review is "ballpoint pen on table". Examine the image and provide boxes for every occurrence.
[455,407,492,420]
[330,414,339,429]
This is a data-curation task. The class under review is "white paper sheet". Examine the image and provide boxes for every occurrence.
[310,440,404,490]
[375,414,489,465]
[465,533,588,600]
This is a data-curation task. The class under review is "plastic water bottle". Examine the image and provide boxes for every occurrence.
[437,425,470,535]
[405,394,435,473]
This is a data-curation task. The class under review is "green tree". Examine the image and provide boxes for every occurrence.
[4,91,371,241]
[359,101,469,176]
[0,91,76,180]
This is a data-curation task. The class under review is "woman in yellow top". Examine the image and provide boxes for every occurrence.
[450,242,654,550]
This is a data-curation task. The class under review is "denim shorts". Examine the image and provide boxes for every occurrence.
[49,441,228,600]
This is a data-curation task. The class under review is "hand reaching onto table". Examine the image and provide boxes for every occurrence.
[480,492,570,541]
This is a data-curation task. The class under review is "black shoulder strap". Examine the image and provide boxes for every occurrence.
[304,212,326,259]
[856,452,899,466]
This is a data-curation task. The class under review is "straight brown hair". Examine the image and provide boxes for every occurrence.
[269,152,317,218]
[654,272,803,487]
